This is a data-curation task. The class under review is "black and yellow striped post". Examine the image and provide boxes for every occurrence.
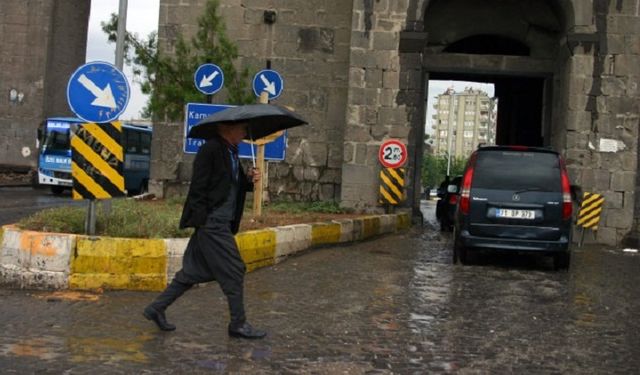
[576,192,605,247]
[379,167,405,212]
[71,121,125,200]
[71,121,125,235]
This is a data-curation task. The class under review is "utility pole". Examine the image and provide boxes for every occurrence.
[115,0,128,70]
[103,0,128,216]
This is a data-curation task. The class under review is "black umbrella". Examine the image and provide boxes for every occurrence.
[188,103,307,140]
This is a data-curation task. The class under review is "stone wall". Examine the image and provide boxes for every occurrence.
[340,0,422,212]
[0,0,89,169]
[150,0,352,202]
[563,1,640,246]
[151,0,640,245]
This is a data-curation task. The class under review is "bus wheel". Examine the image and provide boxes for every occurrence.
[51,186,64,195]
[138,180,148,195]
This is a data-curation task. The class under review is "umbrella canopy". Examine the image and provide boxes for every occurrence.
[188,104,307,140]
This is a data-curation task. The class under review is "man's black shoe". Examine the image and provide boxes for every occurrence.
[228,322,267,339]
[143,306,176,331]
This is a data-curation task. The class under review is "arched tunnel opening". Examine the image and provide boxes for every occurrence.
[428,72,546,148]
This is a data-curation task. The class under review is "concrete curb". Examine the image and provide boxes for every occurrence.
[0,212,411,291]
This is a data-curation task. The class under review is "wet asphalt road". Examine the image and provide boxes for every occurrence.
[0,186,86,226]
[1,201,639,373]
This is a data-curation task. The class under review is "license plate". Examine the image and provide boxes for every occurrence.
[496,208,535,219]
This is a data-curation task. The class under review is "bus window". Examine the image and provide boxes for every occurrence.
[125,130,140,154]
[141,133,151,155]
[43,128,70,151]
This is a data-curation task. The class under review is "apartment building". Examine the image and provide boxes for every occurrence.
[431,87,497,158]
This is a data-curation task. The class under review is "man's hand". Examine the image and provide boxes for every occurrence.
[248,168,261,183]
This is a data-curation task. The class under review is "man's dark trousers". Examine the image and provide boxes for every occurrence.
[149,218,247,327]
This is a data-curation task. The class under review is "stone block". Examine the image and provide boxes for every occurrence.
[565,109,585,132]
[343,143,355,163]
[372,31,398,50]
[605,207,634,229]
[350,67,366,88]
[351,31,370,49]
[165,238,188,281]
[26,232,75,273]
[298,27,335,54]
[601,77,627,96]
[594,226,617,246]
[379,214,396,233]
[274,224,311,261]
[389,125,411,139]
[319,183,336,200]
[24,269,68,290]
[611,172,636,191]
[310,222,341,246]
[383,70,400,89]
[365,68,383,88]
[236,229,276,272]
[331,219,353,242]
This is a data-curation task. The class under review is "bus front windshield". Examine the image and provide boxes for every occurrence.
[42,128,70,152]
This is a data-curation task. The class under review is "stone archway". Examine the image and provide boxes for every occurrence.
[420,0,570,148]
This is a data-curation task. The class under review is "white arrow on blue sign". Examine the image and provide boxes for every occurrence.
[184,102,286,160]
[66,61,130,123]
[252,69,283,100]
[194,63,224,95]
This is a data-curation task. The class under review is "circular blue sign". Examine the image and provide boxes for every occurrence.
[194,63,224,95]
[66,61,130,123]
[252,69,284,100]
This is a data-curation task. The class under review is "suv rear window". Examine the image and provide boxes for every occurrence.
[472,150,561,191]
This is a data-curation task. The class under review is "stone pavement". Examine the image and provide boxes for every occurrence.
[1,222,640,373]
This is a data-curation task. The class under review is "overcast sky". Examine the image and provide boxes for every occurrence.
[85,0,160,120]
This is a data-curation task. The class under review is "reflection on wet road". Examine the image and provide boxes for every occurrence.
[0,201,638,373]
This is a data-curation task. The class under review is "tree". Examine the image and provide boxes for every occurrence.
[102,0,254,121]
[421,153,467,188]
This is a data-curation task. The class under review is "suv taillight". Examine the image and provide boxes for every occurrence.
[459,152,478,215]
[560,158,572,220]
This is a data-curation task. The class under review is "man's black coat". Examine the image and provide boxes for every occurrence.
[179,136,252,234]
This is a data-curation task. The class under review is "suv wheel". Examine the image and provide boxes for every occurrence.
[452,227,467,264]
[554,251,571,270]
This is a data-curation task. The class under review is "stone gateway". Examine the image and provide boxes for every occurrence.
[1,0,639,246]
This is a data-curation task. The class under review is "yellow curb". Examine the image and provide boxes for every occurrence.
[361,216,381,239]
[70,236,166,291]
[2,212,412,291]
[397,213,411,230]
[311,222,342,246]
[235,229,276,272]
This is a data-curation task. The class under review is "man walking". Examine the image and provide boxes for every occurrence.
[143,121,266,339]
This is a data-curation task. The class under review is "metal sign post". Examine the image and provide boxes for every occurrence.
[67,62,130,235]
[378,140,408,214]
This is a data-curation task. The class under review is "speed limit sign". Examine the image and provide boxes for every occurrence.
[379,139,408,168]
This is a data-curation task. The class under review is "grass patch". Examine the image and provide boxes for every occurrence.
[16,198,356,238]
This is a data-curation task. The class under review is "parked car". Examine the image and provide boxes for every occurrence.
[452,145,574,269]
[435,176,462,231]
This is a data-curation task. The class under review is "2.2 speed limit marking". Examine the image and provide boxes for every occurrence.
[378,139,407,168]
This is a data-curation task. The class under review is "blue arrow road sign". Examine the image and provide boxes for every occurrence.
[252,69,283,100]
[194,63,224,95]
[66,61,130,123]
[184,102,286,161]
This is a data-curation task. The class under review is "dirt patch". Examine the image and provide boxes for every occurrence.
[34,290,103,302]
